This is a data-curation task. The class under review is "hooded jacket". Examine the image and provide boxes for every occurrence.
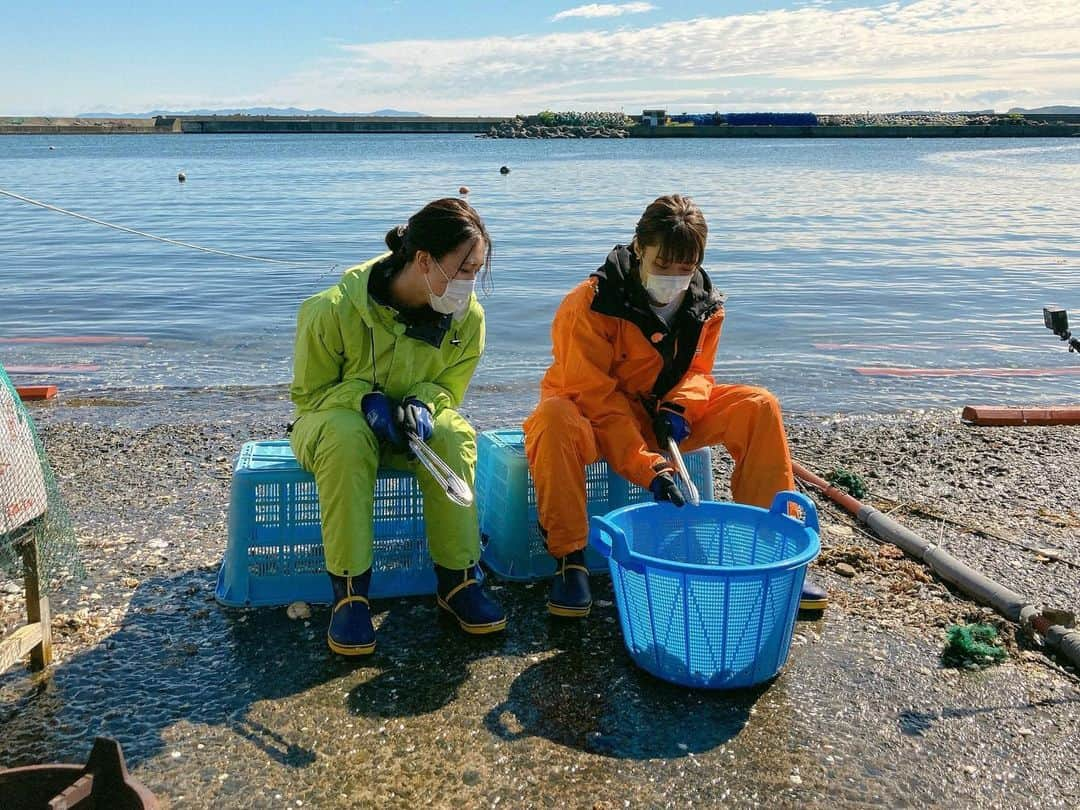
[537,244,725,486]
[290,254,485,417]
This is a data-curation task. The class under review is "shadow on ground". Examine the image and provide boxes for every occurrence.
[1,572,765,769]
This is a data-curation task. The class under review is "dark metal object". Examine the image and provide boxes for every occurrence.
[0,737,158,809]
[1044,306,1080,353]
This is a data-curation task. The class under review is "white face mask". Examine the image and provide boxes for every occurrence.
[425,256,476,316]
[645,272,692,305]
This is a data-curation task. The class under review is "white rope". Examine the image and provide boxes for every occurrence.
[0,186,335,268]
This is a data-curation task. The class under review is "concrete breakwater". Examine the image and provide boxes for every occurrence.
[0,117,180,135]
[177,115,508,134]
[2,114,1077,138]
[632,123,1080,138]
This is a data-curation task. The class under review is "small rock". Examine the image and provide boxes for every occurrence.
[462,769,481,786]
[790,774,803,785]
[835,563,857,578]
[286,601,311,620]
[827,524,854,538]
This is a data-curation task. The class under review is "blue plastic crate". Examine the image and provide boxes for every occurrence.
[476,428,713,581]
[590,492,820,690]
[216,440,436,607]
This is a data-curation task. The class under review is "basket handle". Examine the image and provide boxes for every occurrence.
[589,515,645,574]
[769,490,819,533]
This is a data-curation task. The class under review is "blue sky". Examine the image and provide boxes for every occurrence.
[2,1,1077,115]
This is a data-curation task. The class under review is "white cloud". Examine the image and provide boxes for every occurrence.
[552,3,657,22]
[89,0,1080,116]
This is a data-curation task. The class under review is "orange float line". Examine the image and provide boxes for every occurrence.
[15,385,58,401]
[5,364,102,374]
[853,366,1080,378]
[961,406,1080,426]
[814,342,941,351]
[0,335,149,345]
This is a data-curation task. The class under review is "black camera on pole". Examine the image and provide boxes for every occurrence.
[1044,306,1080,354]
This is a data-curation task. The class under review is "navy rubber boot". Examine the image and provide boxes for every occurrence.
[434,564,507,635]
[327,569,376,656]
[799,576,829,611]
[547,549,592,618]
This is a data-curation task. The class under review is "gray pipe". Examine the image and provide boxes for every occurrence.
[856,505,1080,670]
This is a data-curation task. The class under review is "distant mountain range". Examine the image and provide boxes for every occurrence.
[76,107,425,118]
[1008,106,1080,114]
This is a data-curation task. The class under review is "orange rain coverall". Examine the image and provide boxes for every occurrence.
[523,245,795,558]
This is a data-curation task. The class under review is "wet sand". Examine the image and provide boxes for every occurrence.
[2,391,1078,808]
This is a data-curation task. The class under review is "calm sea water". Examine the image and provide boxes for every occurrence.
[1,134,1078,420]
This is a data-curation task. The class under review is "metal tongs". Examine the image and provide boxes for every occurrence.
[666,438,701,507]
[406,430,474,507]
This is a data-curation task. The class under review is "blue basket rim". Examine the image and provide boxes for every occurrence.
[592,499,820,576]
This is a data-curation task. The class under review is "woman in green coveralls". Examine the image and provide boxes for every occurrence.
[289,198,504,656]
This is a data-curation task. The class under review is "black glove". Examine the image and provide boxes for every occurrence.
[649,471,686,507]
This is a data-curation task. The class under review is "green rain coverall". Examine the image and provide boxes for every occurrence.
[288,255,485,576]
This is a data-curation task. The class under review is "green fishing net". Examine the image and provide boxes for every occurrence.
[826,467,868,499]
[0,363,83,591]
[941,623,1008,669]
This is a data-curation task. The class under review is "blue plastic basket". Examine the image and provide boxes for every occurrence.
[216,440,436,607]
[475,429,713,581]
[589,492,820,690]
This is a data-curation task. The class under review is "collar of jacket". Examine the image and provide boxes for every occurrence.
[342,254,453,349]
[589,244,725,335]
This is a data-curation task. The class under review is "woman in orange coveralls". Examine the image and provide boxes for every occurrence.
[523,194,827,618]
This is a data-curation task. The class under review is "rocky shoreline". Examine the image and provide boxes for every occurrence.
[481,115,630,139]
[2,395,1078,808]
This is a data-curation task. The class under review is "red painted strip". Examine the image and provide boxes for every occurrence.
[0,336,149,346]
[15,385,58,401]
[962,406,1080,426]
[854,366,1080,378]
[5,364,102,374]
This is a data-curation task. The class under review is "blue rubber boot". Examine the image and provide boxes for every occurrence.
[799,577,829,611]
[327,569,376,656]
[547,549,592,618]
[434,564,507,635]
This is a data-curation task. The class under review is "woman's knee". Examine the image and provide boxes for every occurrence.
[310,409,378,463]
[431,408,476,453]
[744,387,784,426]
[528,397,586,435]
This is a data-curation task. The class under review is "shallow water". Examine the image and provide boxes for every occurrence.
[2,134,1079,413]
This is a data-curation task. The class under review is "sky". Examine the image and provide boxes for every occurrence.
[2,0,1077,116]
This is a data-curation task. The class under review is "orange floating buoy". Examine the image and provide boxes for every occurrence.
[961,406,1080,426]
[15,385,58,401]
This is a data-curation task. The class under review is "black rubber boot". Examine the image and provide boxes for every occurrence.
[799,576,829,611]
[547,549,592,618]
[434,564,507,635]
[327,569,376,656]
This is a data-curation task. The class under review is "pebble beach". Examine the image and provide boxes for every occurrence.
[2,389,1078,807]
